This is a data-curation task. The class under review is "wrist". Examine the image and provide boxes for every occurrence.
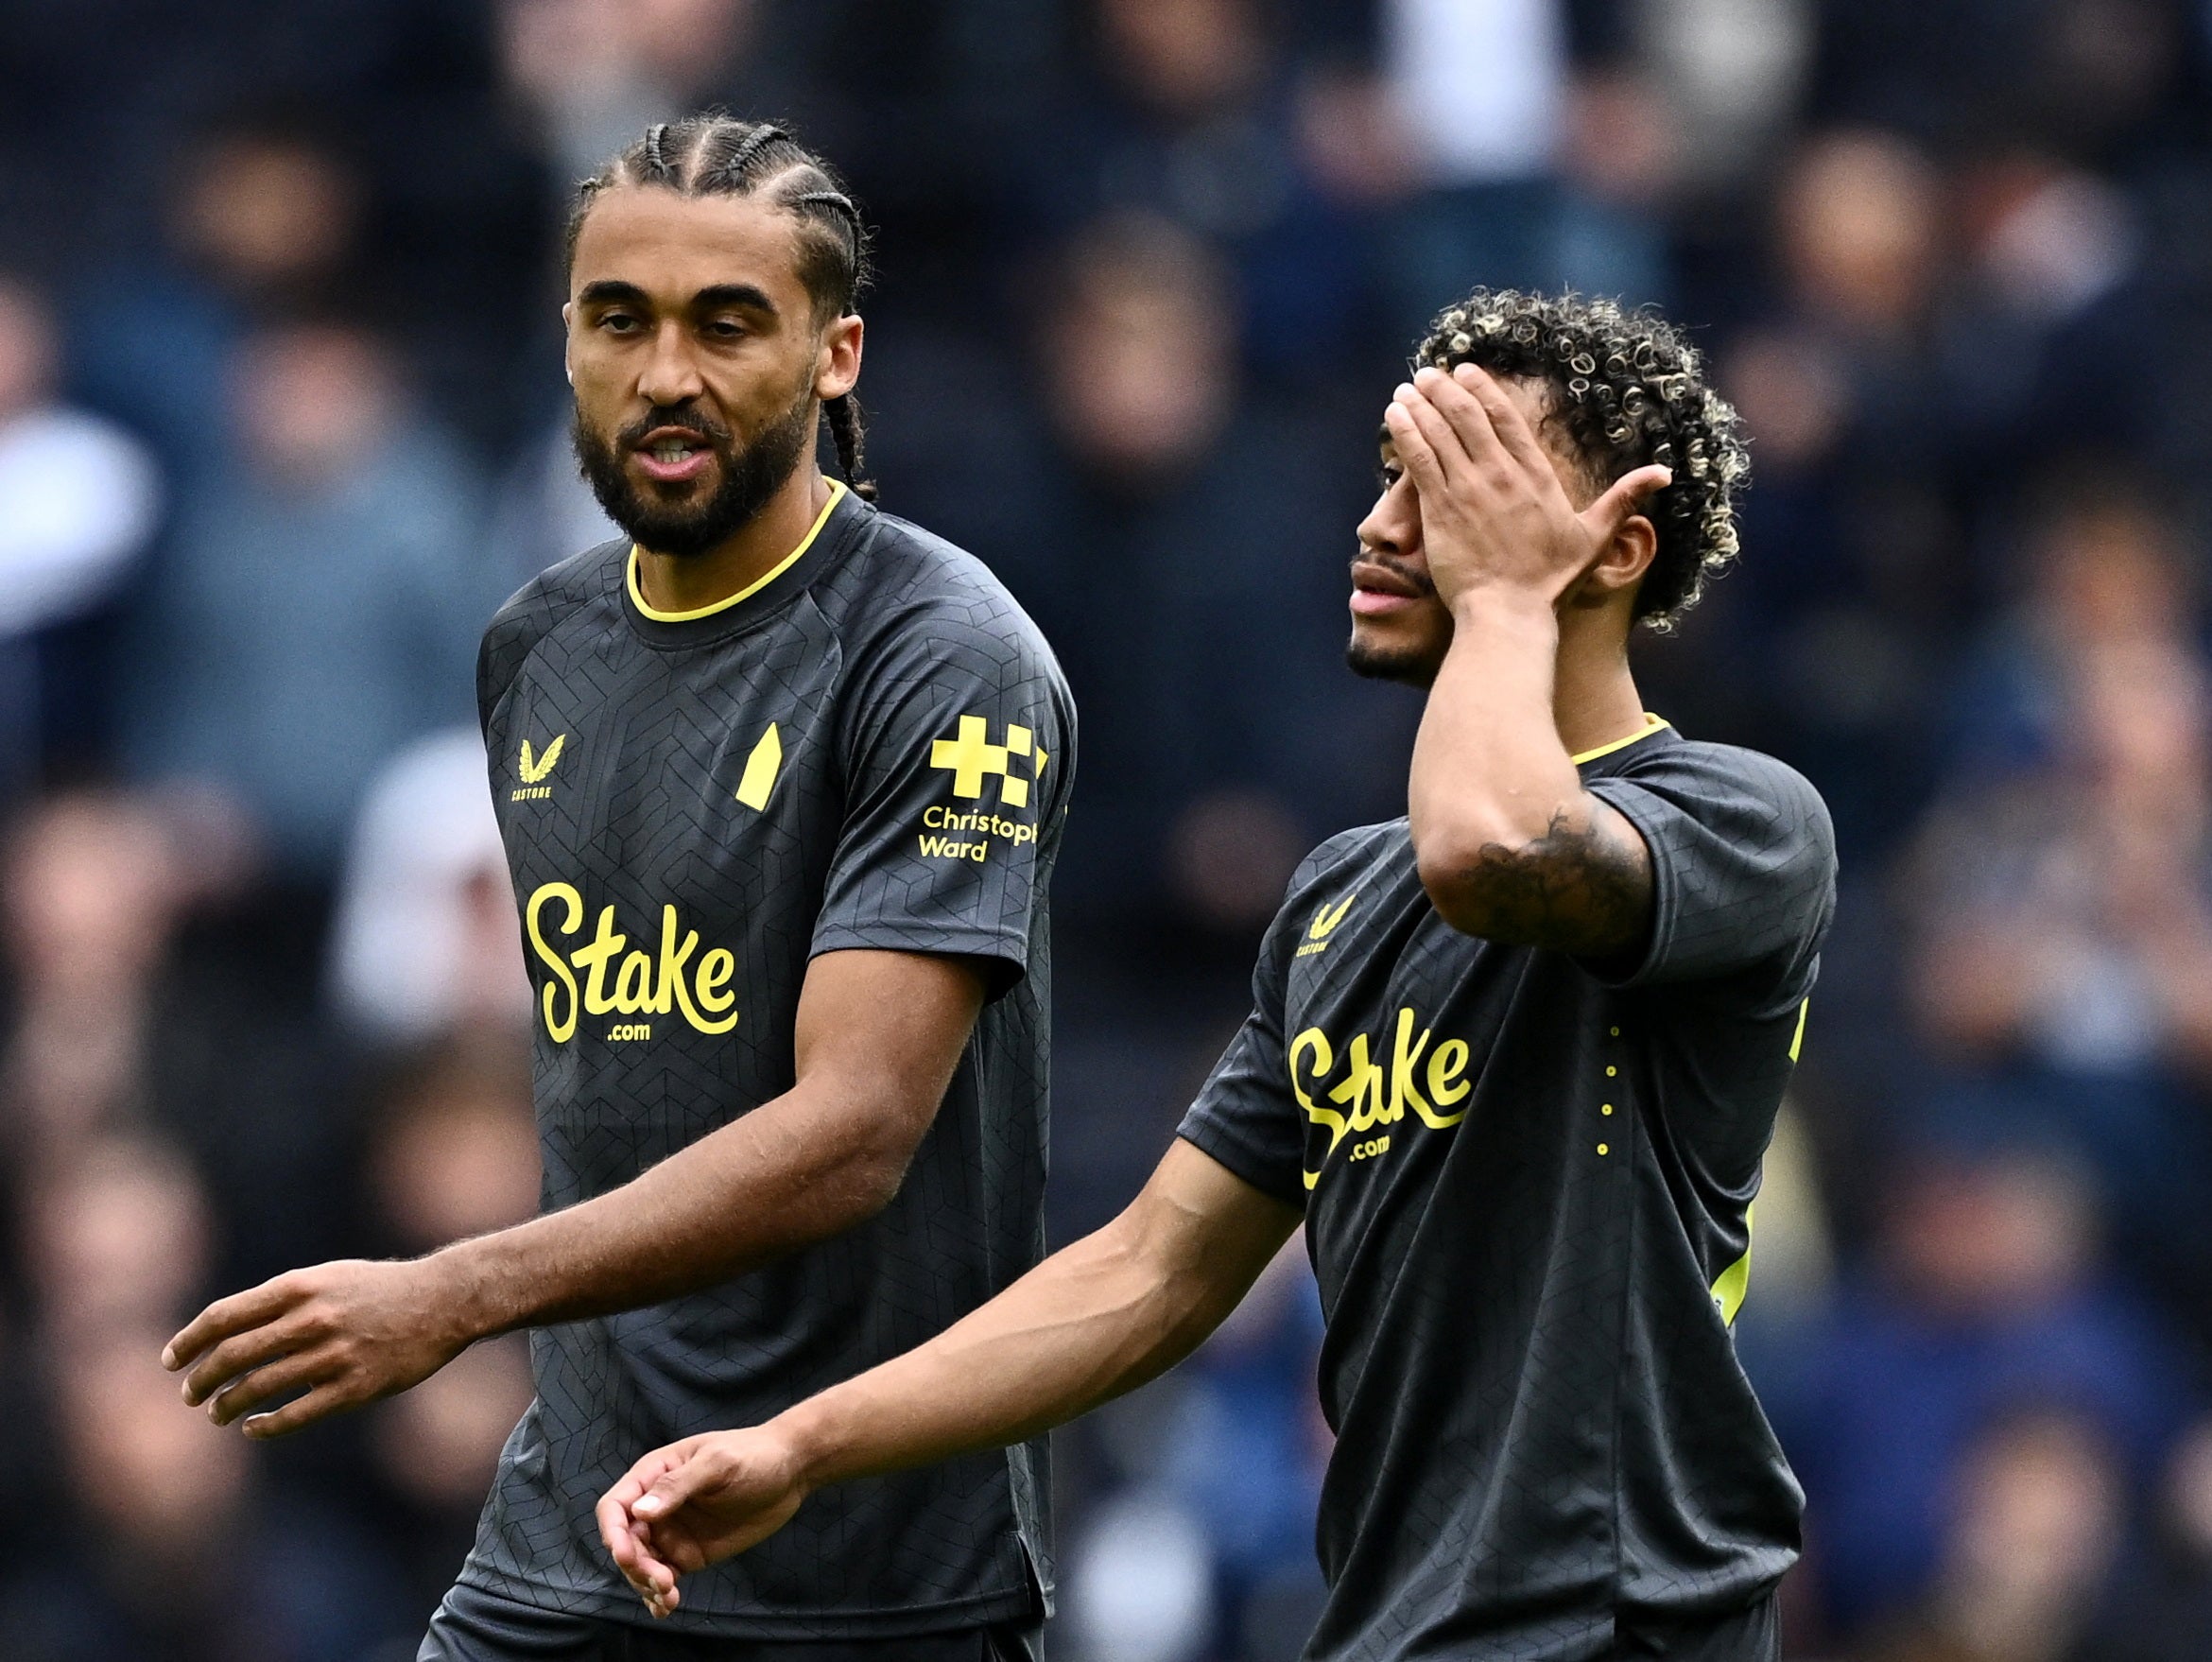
[766,1396,843,1494]
[421,1238,511,1348]
[1444,580,1562,633]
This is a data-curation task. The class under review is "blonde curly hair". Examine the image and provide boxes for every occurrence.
[1415,289,1748,629]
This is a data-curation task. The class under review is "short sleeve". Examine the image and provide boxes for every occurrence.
[1585,744,1837,1011]
[1177,884,1312,1210]
[811,607,1075,996]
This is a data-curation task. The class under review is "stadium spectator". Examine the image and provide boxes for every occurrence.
[354,1030,538,1632]
[328,730,529,1046]
[0,1325,408,1662]
[1031,0,1375,382]
[116,317,493,876]
[363,1027,539,1260]
[1848,1408,2125,1662]
[70,116,367,485]
[1017,211,1409,925]
[0,789,188,1156]
[493,0,770,187]
[0,275,163,796]
[1909,616,2212,1293]
[1771,1144,2192,1638]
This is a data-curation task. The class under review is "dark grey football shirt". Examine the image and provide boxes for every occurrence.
[1179,722,1836,1662]
[465,483,1072,1636]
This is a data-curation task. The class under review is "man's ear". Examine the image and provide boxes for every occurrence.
[816,313,863,401]
[562,301,575,387]
[1566,514,1658,612]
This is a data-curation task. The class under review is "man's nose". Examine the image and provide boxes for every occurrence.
[636,321,706,407]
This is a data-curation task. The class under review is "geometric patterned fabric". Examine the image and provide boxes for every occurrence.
[464,486,1073,1638]
[1179,725,1836,1659]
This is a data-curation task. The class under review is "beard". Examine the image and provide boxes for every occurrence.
[573,378,817,560]
[1346,632,1446,686]
[1344,556,1445,686]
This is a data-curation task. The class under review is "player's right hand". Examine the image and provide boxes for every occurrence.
[596,1429,810,1618]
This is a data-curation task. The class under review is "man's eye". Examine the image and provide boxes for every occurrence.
[599,313,642,334]
[1377,465,1404,490]
[703,319,746,339]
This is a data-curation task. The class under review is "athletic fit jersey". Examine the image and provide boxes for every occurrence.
[1178,721,1836,1662]
[464,482,1073,1637]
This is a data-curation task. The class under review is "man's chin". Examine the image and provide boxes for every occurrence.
[1345,628,1443,688]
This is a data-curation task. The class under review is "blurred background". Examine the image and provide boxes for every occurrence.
[5,0,2212,1658]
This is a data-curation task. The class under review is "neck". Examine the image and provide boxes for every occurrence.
[633,463,833,615]
[1551,605,1648,757]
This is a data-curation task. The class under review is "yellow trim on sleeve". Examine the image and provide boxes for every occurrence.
[1571,712,1669,766]
[627,478,847,623]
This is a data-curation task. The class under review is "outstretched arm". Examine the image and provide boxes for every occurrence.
[1387,363,1669,957]
[596,1139,1302,1617]
[163,947,984,1436]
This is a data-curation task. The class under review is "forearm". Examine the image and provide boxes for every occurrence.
[438,1083,900,1340]
[775,1188,1277,1491]
[1408,590,1585,862]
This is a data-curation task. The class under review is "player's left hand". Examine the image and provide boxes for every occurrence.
[1384,362,1671,611]
[162,1256,474,1438]
[596,1428,811,1619]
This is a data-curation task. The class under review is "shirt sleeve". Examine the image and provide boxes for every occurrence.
[1176,876,1313,1210]
[1584,744,1838,1012]
[811,602,1074,996]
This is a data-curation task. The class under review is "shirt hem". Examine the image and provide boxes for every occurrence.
[455,1563,1050,1637]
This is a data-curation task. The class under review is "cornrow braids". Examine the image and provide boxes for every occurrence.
[1414,289,1748,630]
[565,113,878,502]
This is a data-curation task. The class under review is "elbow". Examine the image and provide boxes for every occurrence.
[1412,824,1529,938]
[821,1134,919,1229]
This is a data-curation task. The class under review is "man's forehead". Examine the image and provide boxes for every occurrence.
[570,185,807,309]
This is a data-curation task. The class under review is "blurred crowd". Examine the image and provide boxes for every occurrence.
[8,1,2212,1658]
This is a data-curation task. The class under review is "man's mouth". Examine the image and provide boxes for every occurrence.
[630,427,717,484]
[1350,562,1427,616]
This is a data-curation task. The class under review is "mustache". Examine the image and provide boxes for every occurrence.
[617,403,734,449]
[1350,553,1437,597]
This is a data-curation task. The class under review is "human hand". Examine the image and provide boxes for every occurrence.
[1382,362,1671,611]
[162,1255,474,1438]
[596,1428,811,1618]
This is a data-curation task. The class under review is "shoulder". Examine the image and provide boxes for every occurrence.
[821,507,1064,688]
[1284,819,1406,901]
[1608,737,1833,840]
[477,539,623,717]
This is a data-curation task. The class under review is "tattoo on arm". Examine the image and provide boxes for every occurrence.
[1432,805,1653,957]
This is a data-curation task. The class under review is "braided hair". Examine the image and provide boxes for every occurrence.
[567,114,877,502]
[1413,290,1748,629]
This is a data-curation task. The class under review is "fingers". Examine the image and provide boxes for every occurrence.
[238,1381,352,1440]
[1382,396,1452,500]
[1586,463,1674,539]
[164,1276,303,1373]
[597,1481,681,1613]
[1441,362,1555,477]
[631,1451,716,1522]
[205,1348,333,1427]
[181,1314,314,1407]
[598,1448,693,1599]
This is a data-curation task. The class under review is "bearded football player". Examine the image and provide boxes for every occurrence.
[596,290,1837,1662]
[163,116,1072,1662]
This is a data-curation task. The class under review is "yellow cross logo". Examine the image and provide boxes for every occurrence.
[930,715,1044,807]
